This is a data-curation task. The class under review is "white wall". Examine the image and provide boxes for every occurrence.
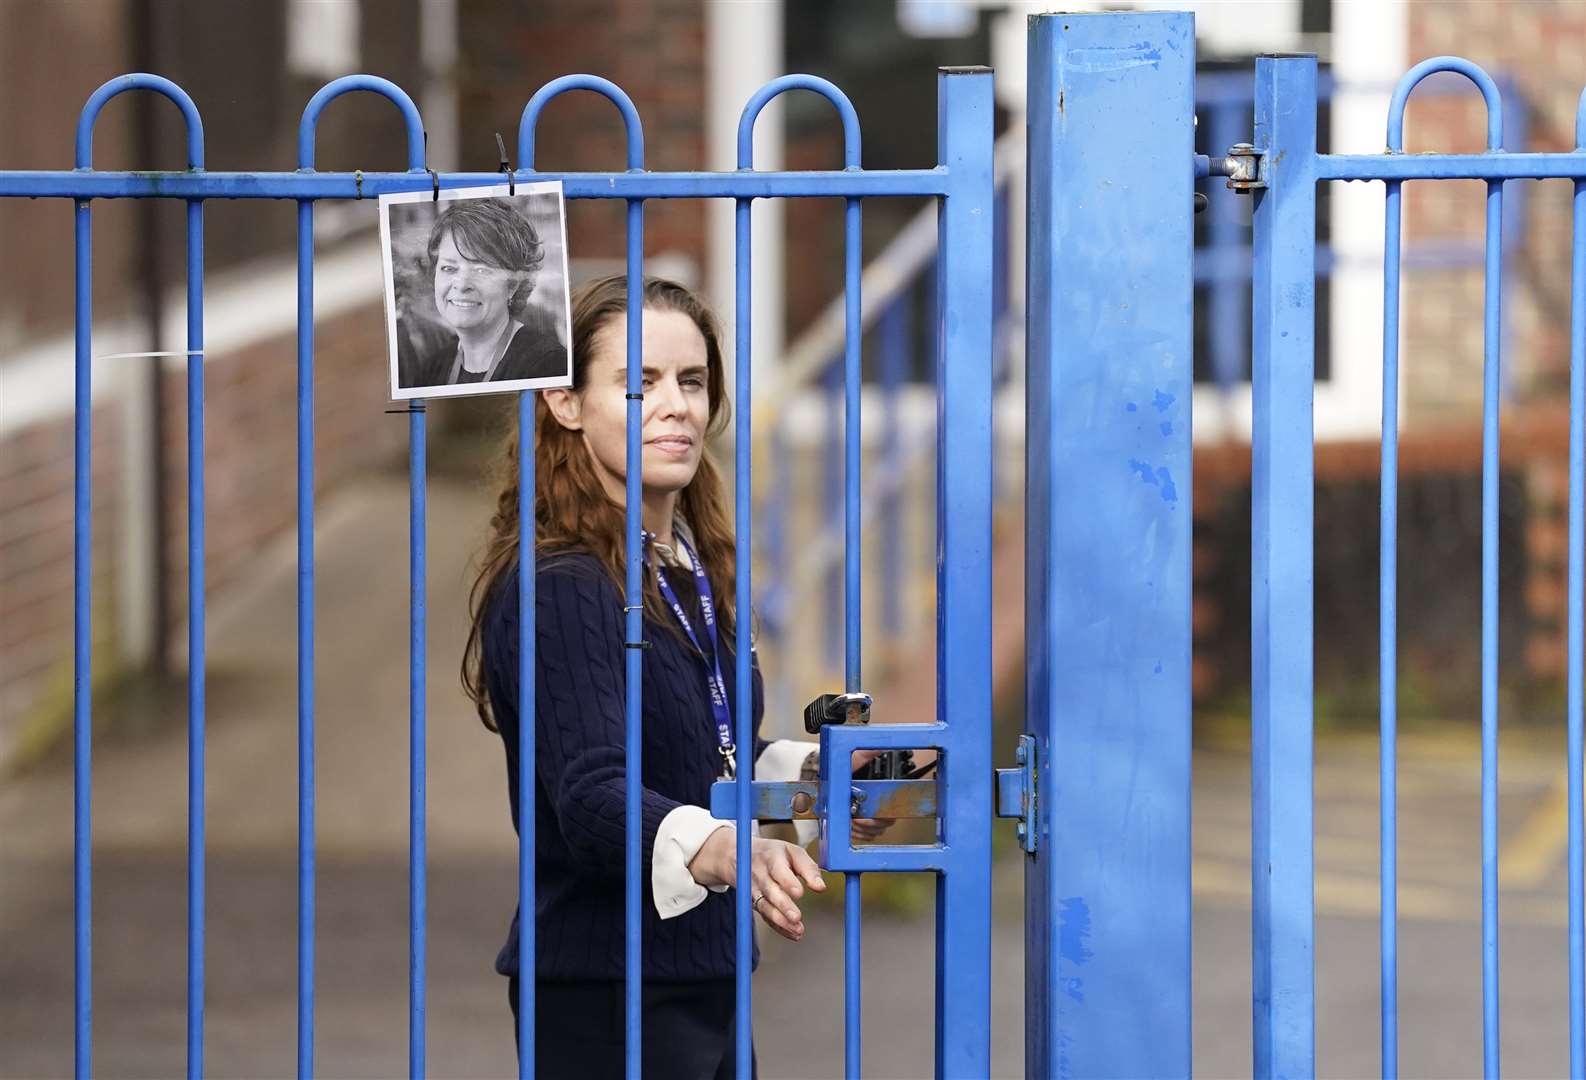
[706,2,785,408]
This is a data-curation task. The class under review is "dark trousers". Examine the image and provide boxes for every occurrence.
[508,976,755,1080]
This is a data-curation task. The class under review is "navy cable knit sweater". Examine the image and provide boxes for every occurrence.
[481,550,767,982]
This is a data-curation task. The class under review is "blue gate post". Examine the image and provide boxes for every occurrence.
[1024,12,1195,1077]
[1249,54,1318,1079]
[931,64,995,1076]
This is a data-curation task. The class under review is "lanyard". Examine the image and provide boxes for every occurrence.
[447,319,516,385]
[645,531,737,779]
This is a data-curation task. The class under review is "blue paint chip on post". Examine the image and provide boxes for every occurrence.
[1156,467,1178,504]
[1126,460,1179,504]
[1058,897,1095,966]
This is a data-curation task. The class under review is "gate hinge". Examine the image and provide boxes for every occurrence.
[995,733,1038,854]
[1213,142,1266,193]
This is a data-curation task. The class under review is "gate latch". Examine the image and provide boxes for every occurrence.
[1213,142,1266,193]
[995,734,1039,854]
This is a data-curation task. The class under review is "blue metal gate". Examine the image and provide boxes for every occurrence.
[1022,10,1586,1080]
[14,9,1586,1079]
[1235,46,1586,1080]
[2,63,996,1079]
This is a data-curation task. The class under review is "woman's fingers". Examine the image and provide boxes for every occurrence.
[757,899,802,942]
[754,877,803,938]
[767,849,807,901]
[741,838,826,943]
[786,842,826,891]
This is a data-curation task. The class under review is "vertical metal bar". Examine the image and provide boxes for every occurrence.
[296,79,423,1080]
[845,194,862,690]
[1251,53,1318,1080]
[521,77,648,1080]
[72,191,93,1080]
[844,875,862,1079]
[1568,89,1586,1080]
[624,200,644,1080]
[1380,168,1404,1080]
[517,396,536,1078]
[520,76,646,1079]
[185,194,207,1080]
[410,401,428,1077]
[1024,16,1194,1077]
[842,182,865,1080]
[295,194,317,1080]
[72,75,211,1075]
[1382,64,1504,1076]
[934,63,995,1079]
[1479,168,1505,1080]
[734,76,868,1080]
[734,187,755,1080]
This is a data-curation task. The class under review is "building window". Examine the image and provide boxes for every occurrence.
[1193,57,1334,387]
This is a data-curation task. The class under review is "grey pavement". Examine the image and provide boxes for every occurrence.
[2,472,1579,1078]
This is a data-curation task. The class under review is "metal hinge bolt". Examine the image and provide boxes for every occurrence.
[1215,142,1265,193]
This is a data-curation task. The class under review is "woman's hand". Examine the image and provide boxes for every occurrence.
[688,827,825,942]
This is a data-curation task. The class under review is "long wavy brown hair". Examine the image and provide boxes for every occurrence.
[462,275,739,731]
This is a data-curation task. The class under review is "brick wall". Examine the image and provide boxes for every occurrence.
[1,405,124,761]
[155,307,406,647]
[456,0,708,275]
[1399,2,1586,684]
[0,0,135,347]
[1401,1,1586,424]
[2,0,679,768]
[1,303,402,767]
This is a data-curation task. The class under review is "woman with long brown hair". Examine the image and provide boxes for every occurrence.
[463,275,866,1077]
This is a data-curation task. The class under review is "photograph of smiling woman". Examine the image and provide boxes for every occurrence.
[380,182,574,399]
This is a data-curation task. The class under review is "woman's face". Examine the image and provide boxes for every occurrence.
[432,230,518,333]
[550,308,712,503]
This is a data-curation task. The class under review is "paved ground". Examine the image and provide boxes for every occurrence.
[2,472,1579,1078]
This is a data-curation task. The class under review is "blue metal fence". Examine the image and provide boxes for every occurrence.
[762,62,1535,728]
[1245,50,1586,1080]
[8,63,994,1079]
[1019,12,1586,1079]
[20,14,1586,1080]
[1195,67,1532,393]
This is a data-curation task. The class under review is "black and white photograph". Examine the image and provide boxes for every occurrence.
[380,181,572,399]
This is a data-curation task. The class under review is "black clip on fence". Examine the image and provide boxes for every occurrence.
[495,132,514,196]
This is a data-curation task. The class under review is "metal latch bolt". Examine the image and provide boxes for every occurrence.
[994,734,1039,854]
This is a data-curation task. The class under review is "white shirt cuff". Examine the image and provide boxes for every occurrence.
[652,741,822,920]
[756,739,820,848]
[652,805,732,920]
